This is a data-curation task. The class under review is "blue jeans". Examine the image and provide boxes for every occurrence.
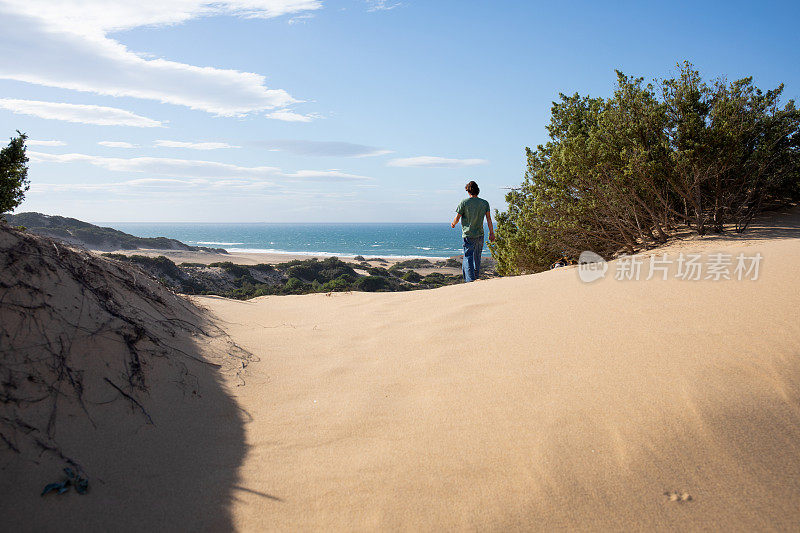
[462,236,484,282]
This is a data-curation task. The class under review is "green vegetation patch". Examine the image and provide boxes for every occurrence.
[96,253,461,300]
[394,258,432,269]
[208,261,251,278]
[282,257,358,284]
[354,275,393,292]
[365,266,391,277]
[402,271,422,283]
[491,62,800,274]
[102,253,183,279]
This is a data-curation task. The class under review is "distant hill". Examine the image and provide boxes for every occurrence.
[3,212,227,253]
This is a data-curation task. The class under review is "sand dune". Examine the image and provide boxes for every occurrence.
[2,209,800,531]
[0,226,254,531]
[200,209,800,531]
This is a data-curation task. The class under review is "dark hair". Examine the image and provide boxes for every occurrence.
[465,181,480,195]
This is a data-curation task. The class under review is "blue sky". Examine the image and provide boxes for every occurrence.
[2,0,799,222]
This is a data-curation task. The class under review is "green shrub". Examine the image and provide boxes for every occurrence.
[366,266,391,276]
[395,259,432,269]
[421,272,464,288]
[285,257,357,283]
[287,264,318,281]
[354,275,392,292]
[0,132,29,215]
[493,62,800,274]
[322,275,353,292]
[208,261,250,278]
[103,253,183,280]
[284,277,308,294]
[402,271,422,283]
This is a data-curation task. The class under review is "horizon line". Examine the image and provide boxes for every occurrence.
[89,221,456,225]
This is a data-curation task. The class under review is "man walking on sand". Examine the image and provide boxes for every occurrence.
[451,180,494,282]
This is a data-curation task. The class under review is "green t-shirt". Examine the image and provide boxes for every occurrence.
[456,197,490,238]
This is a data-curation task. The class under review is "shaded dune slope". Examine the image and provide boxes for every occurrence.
[0,225,254,531]
[201,211,800,530]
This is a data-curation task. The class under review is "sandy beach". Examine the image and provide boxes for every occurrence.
[2,208,799,530]
[94,249,428,266]
[198,209,800,530]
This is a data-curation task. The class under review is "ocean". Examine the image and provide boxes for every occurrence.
[103,223,488,259]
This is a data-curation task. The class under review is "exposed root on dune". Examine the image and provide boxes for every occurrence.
[0,224,255,473]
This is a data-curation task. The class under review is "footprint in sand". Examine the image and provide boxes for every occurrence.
[664,491,693,503]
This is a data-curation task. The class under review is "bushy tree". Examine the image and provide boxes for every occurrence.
[0,131,29,215]
[491,63,800,275]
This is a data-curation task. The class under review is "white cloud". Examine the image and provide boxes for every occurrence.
[28,150,373,181]
[283,169,373,181]
[288,13,315,24]
[0,2,321,117]
[265,110,321,122]
[387,156,489,168]
[26,139,66,146]
[98,141,138,148]
[355,150,393,158]
[29,178,373,198]
[29,151,279,178]
[254,139,392,157]
[155,140,240,150]
[2,1,323,34]
[30,177,221,193]
[0,98,163,127]
[365,0,402,11]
